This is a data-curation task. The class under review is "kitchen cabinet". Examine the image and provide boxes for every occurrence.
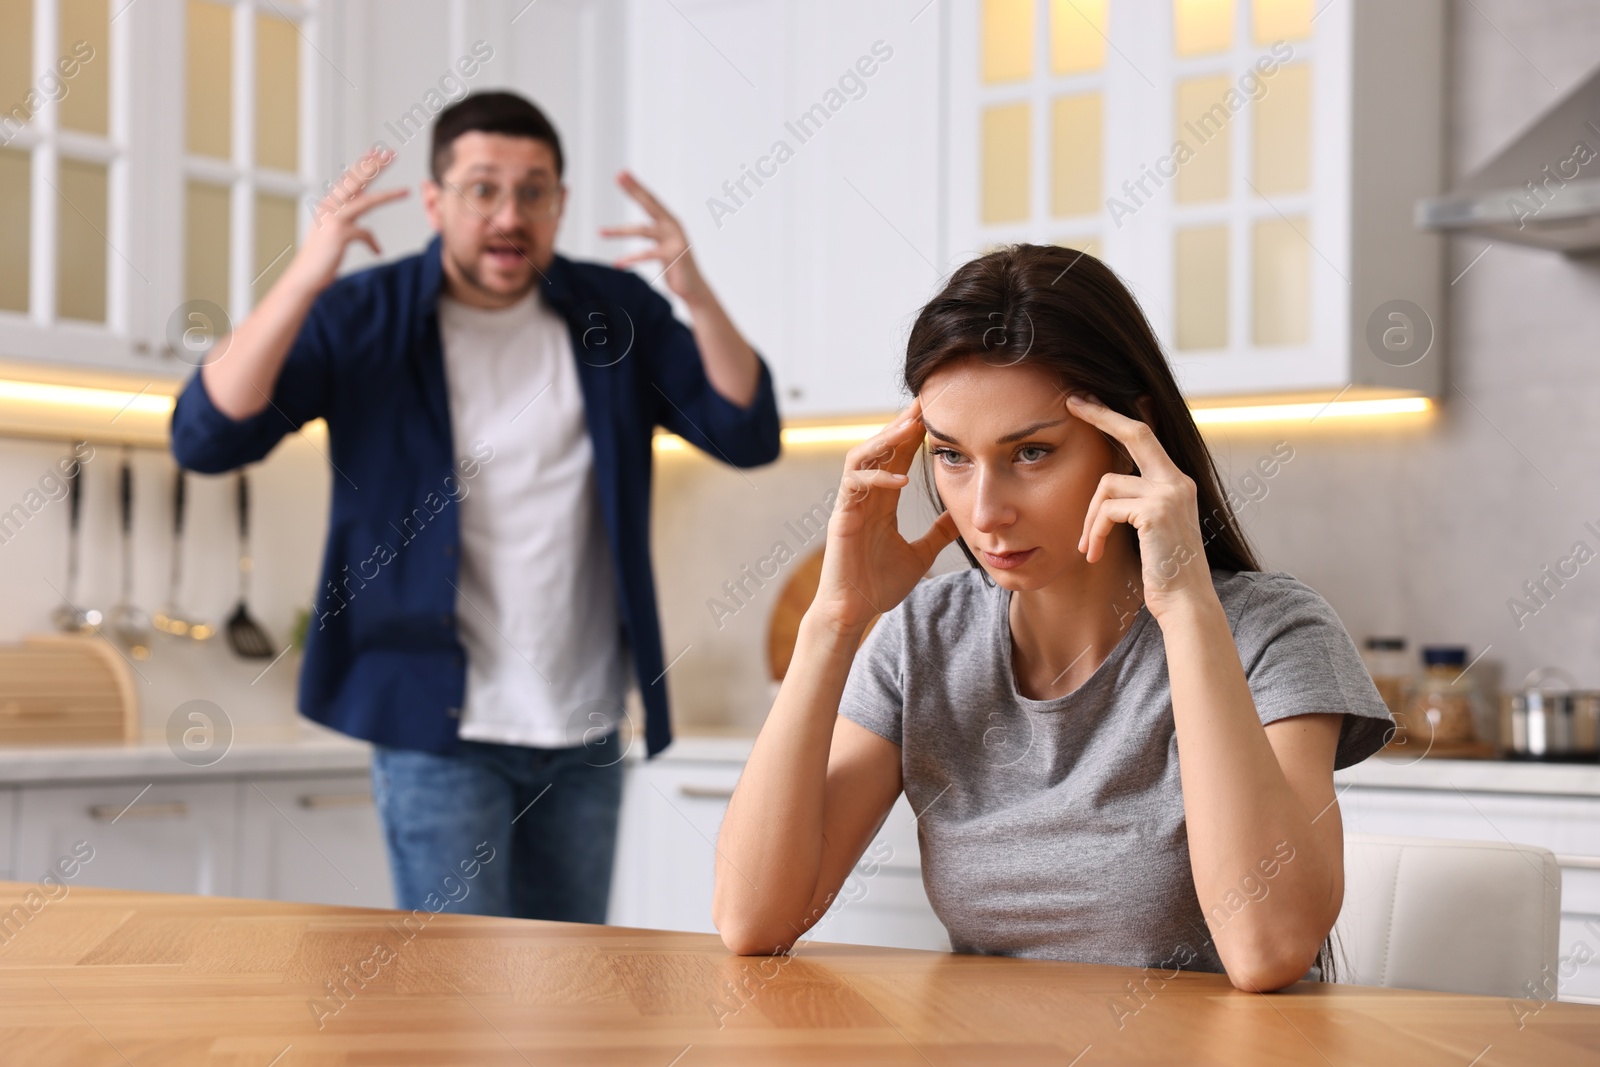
[13,779,239,897]
[0,0,338,377]
[608,753,742,935]
[235,772,394,909]
[946,0,1446,401]
[0,739,392,909]
[622,0,941,418]
[8,767,390,908]
[1335,760,1600,1003]
[607,740,950,951]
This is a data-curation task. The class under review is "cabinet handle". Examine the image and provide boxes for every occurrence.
[88,801,189,821]
[678,784,736,799]
[297,792,373,810]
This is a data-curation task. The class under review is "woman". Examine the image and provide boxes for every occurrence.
[712,244,1392,992]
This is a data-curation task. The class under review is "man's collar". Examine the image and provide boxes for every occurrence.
[420,233,575,313]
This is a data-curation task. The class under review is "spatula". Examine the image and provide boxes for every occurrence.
[225,470,274,658]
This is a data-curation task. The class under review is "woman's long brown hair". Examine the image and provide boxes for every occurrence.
[903,242,1262,577]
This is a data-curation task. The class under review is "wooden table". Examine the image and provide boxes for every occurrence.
[0,883,1595,1065]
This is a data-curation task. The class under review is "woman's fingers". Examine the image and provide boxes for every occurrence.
[845,399,924,476]
[1066,394,1181,482]
[1077,472,1144,554]
[853,468,909,488]
[1082,496,1140,564]
[909,509,960,563]
[840,466,908,506]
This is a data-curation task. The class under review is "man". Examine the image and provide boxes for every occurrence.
[171,93,781,921]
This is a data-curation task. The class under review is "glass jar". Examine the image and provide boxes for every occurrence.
[1401,646,1481,748]
[1360,636,1410,721]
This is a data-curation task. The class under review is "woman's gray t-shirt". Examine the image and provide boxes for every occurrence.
[837,567,1392,973]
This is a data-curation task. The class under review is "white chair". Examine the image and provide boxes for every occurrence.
[1332,833,1561,998]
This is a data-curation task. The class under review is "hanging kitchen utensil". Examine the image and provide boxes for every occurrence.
[107,449,152,659]
[225,470,274,658]
[51,442,100,635]
[153,466,213,641]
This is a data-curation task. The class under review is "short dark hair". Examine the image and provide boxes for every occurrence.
[430,92,564,181]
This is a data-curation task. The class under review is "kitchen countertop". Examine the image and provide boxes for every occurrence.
[1335,755,1600,798]
[661,735,1600,799]
[1,882,1594,1066]
[0,720,373,785]
[4,721,1593,799]
[0,724,755,785]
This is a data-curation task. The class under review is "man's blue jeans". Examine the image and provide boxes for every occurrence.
[370,734,624,922]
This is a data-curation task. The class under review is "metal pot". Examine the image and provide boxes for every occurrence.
[1507,667,1600,761]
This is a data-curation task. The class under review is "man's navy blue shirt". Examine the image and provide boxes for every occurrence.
[170,235,782,757]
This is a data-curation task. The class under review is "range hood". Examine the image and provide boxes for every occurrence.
[1416,63,1600,254]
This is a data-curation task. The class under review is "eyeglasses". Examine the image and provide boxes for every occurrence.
[447,180,561,219]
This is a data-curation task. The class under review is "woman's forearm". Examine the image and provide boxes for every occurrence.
[1158,595,1341,990]
[712,612,864,951]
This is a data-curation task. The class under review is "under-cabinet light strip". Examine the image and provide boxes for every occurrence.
[654,397,1433,451]
[0,379,1430,448]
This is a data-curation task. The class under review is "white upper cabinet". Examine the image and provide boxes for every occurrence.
[945,0,1446,402]
[623,0,941,418]
[0,0,334,378]
[3,0,1444,412]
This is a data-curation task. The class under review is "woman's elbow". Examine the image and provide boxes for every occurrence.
[714,914,795,957]
[1222,939,1321,993]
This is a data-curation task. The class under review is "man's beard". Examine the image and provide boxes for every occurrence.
[447,243,540,302]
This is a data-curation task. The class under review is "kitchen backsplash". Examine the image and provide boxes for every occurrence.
[0,432,329,739]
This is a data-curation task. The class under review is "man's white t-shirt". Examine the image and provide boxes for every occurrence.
[437,291,629,748]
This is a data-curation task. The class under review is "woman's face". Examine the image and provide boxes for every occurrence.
[918,356,1130,592]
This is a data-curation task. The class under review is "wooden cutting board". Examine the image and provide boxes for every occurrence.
[765,546,878,681]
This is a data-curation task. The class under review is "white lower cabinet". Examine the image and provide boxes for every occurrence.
[3,771,392,910]
[14,780,239,897]
[1337,781,1600,1003]
[608,758,743,935]
[608,753,950,951]
[236,774,394,910]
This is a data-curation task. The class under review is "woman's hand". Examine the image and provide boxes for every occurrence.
[809,397,960,637]
[1067,393,1216,621]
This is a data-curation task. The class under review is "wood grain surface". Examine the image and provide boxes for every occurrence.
[0,881,1594,1065]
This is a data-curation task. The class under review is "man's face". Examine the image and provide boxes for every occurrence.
[422,132,565,307]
